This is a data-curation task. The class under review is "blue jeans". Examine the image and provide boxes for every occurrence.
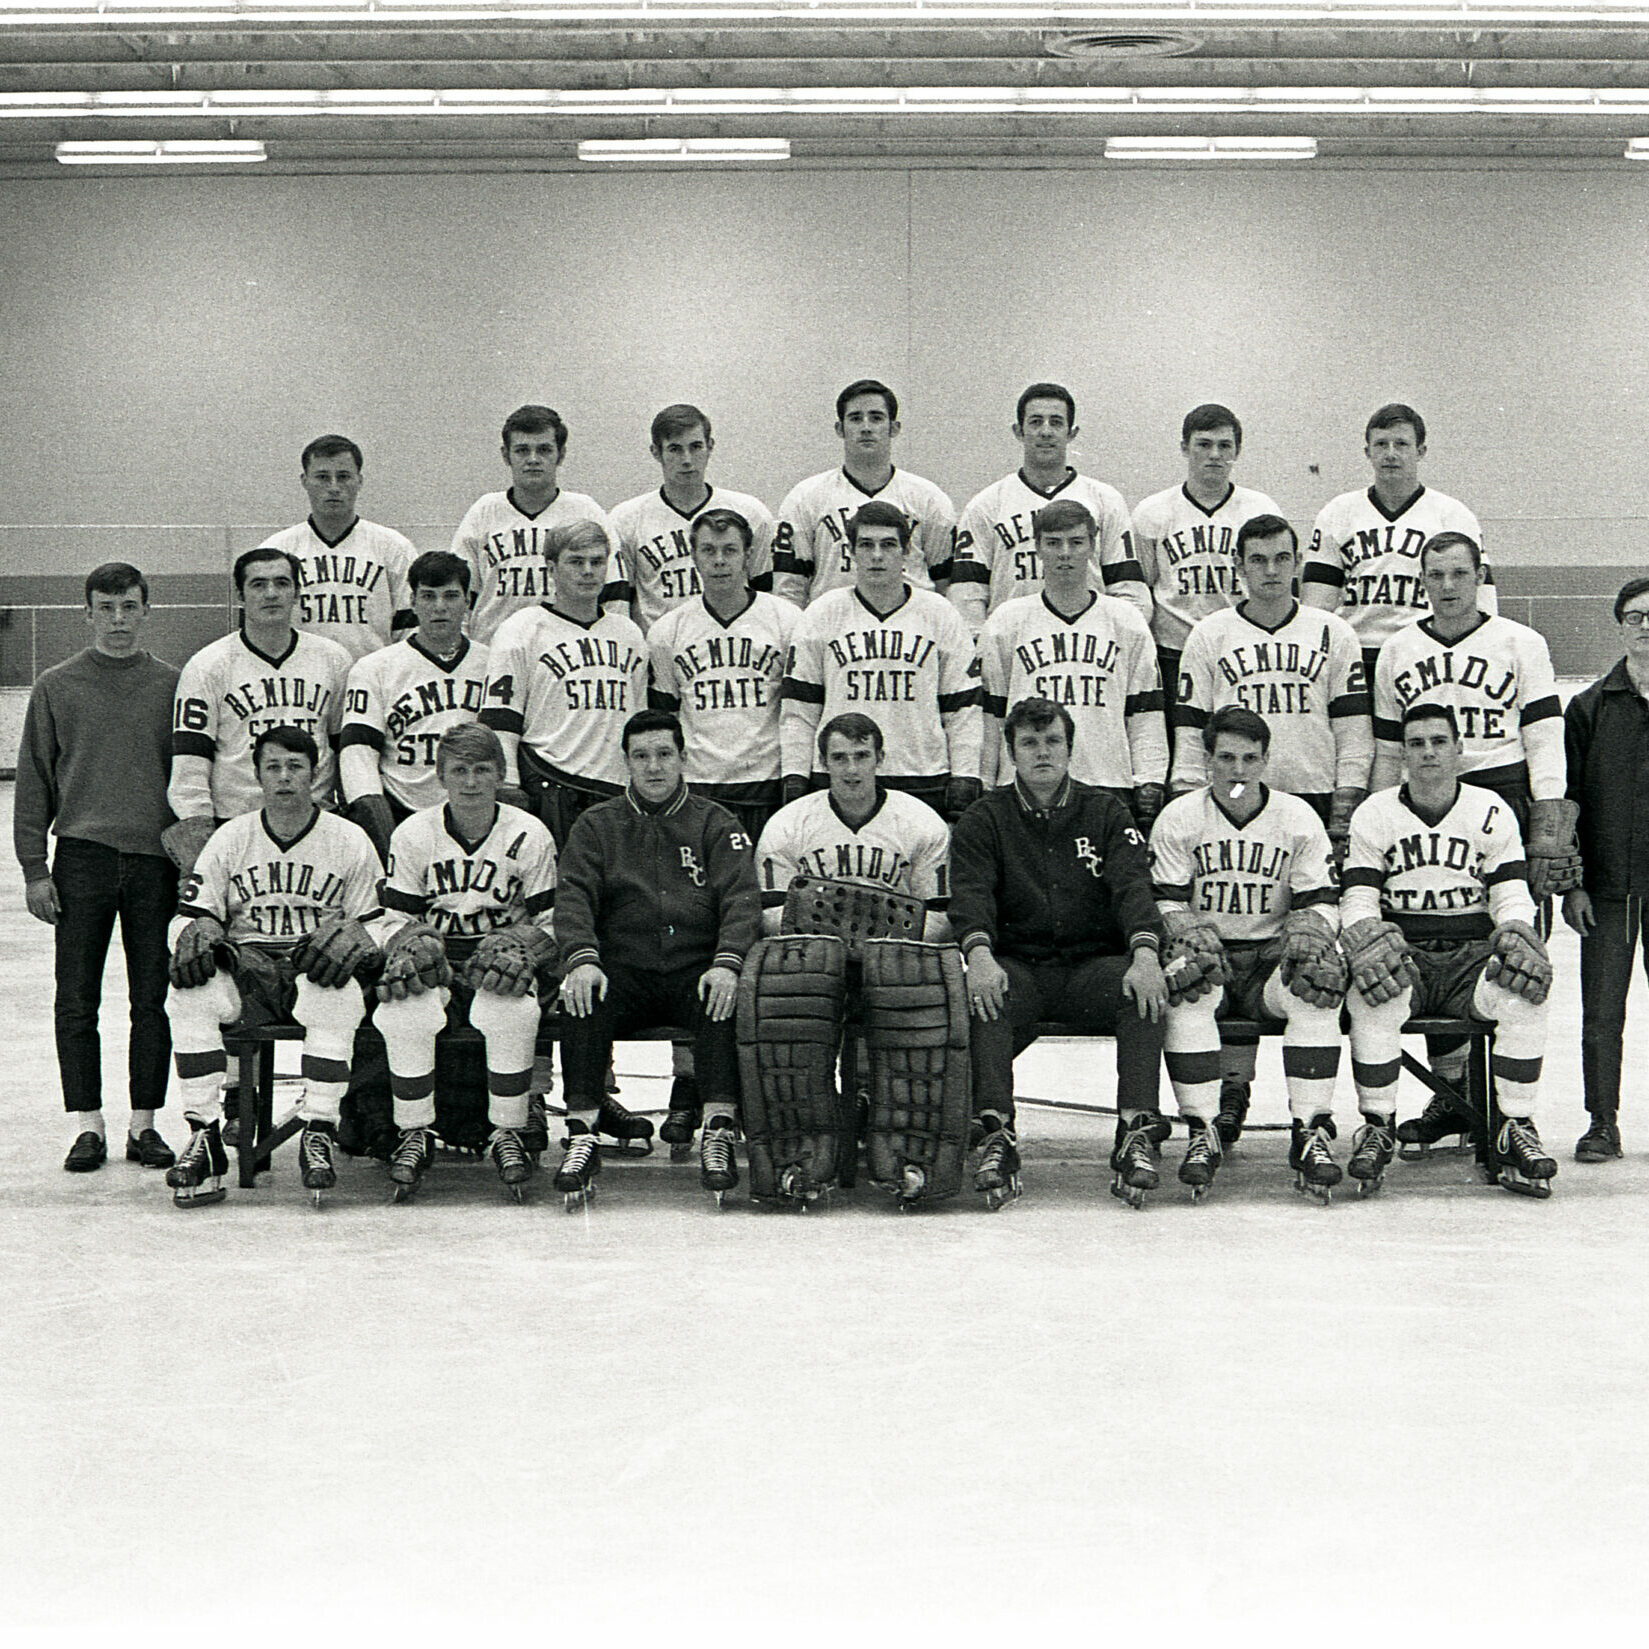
[1580,895,1649,1118]
[50,836,177,1113]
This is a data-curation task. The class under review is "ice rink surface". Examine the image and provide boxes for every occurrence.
[2,782,1647,1647]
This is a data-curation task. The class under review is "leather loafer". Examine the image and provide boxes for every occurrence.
[126,1128,176,1169]
[64,1131,108,1172]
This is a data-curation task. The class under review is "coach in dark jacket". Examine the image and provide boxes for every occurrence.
[1562,576,1649,1163]
[951,696,1168,1138]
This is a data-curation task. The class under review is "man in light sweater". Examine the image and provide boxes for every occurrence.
[14,562,180,1172]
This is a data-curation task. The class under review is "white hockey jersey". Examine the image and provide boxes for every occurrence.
[978,591,1166,790]
[755,787,950,910]
[610,485,777,633]
[259,517,416,662]
[338,635,491,813]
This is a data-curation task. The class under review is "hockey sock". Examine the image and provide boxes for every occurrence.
[1280,998,1342,1122]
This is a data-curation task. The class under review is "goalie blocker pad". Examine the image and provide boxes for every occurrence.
[859,939,972,1204]
[780,873,924,961]
[736,935,850,1204]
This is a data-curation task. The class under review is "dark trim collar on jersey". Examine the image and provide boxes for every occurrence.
[237,625,300,668]
[544,603,600,631]
[1016,466,1078,501]
[1040,589,1098,625]
[702,589,757,629]
[1399,780,1460,828]
[442,801,499,853]
[1013,774,1073,818]
[305,514,361,550]
[1180,482,1235,519]
[1211,782,1270,832]
[626,780,689,817]
[1364,483,1426,522]
[656,484,713,521]
[853,584,912,622]
[839,466,897,499]
[409,633,472,672]
[505,486,561,521]
[829,783,888,832]
[1417,612,1491,648]
[1234,598,1300,635]
[259,804,322,853]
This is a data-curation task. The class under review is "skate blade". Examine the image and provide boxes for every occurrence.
[1109,1176,1147,1211]
[390,1182,418,1204]
[561,1184,596,1212]
[1352,1174,1384,1197]
[1293,1175,1334,1207]
[171,1181,226,1209]
[1498,1169,1554,1199]
[981,1178,1023,1213]
[1189,1183,1211,1204]
[310,1189,325,1209]
[600,1138,654,1158]
[1398,1136,1470,1162]
[668,1141,694,1163]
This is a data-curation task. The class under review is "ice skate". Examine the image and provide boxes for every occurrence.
[895,1161,928,1212]
[1290,1116,1341,1206]
[973,1113,1022,1212]
[1347,1116,1396,1195]
[595,1096,655,1158]
[1215,1078,1251,1148]
[1496,1116,1557,1199]
[659,1076,702,1162]
[1575,1115,1623,1163]
[388,1126,434,1203]
[700,1115,739,1209]
[1110,1113,1164,1210]
[554,1120,601,1211]
[299,1121,337,1207]
[487,1127,534,1202]
[1397,1091,1475,1160]
[1178,1119,1222,1203]
[166,1119,228,1209]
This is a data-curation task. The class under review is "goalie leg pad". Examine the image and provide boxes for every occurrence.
[736,935,849,1203]
[859,939,972,1205]
[779,873,924,962]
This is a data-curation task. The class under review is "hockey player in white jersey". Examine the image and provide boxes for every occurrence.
[1131,404,1281,733]
[164,726,384,1208]
[338,549,490,862]
[1151,706,1349,1203]
[479,519,649,853]
[772,380,956,608]
[451,404,628,644]
[1302,403,1490,681]
[166,545,353,871]
[1340,702,1558,1197]
[780,501,983,819]
[949,382,1148,631]
[373,724,559,1202]
[611,404,777,633]
[978,498,1166,827]
[258,434,416,663]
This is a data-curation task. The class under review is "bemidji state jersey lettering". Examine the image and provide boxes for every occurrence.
[451,489,628,644]
[171,629,353,820]
[1340,782,1535,941]
[380,801,557,957]
[1130,482,1282,652]
[772,468,956,607]
[647,592,798,803]
[610,486,777,633]
[979,592,1167,790]
[1171,603,1372,797]
[1372,614,1564,798]
[177,808,383,948]
[756,787,950,912]
[949,470,1148,626]
[1303,485,1487,647]
[1150,785,1338,944]
[259,518,416,662]
[780,585,983,782]
[338,635,491,813]
[480,606,648,791]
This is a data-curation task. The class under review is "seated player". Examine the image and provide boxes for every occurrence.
[949,696,1169,1210]
[372,724,559,1202]
[1151,706,1349,1204]
[554,711,760,1208]
[1340,702,1558,1198]
[164,727,384,1208]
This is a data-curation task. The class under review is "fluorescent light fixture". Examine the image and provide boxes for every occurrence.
[1106,134,1317,157]
[579,137,791,160]
[55,138,267,163]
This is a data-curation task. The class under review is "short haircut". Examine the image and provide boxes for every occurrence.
[301,434,363,472]
[1181,403,1242,449]
[1365,402,1426,447]
[1614,576,1649,622]
[1236,513,1299,558]
[543,519,609,566]
[818,712,885,760]
[1419,531,1483,571]
[651,403,711,447]
[1402,701,1459,740]
[233,544,301,595]
[408,549,472,594]
[253,724,318,771]
[690,508,753,552]
[84,561,148,605]
[622,708,685,754]
[848,500,912,548]
[836,378,898,422]
[1016,381,1076,427]
[435,721,505,774]
[1202,703,1271,755]
[1032,499,1097,543]
[501,403,568,457]
[1004,695,1075,753]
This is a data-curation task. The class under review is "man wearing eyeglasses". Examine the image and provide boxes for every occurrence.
[1561,578,1649,1164]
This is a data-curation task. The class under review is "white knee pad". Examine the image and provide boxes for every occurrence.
[1266,978,1342,1045]
[293,976,367,1061]
[167,973,242,1051]
[375,988,451,1077]
[468,986,542,1074]
[1345,986,1410,1056]
[1164,991,1221,1053]
[1472,977,1547,1049]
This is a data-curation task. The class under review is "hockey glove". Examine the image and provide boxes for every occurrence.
[1484,920,1553,1005]
[1132,783,1165,833]
[378,923,454,1001]
[170,915,228,990]
[1327,787,1366,870]
[1161,912,1227,1007]
[1525,798,1583,901]
[1278,909,1348,1008]
[292,915,380,989]
[161,816,218,877]
[343,795,398,865]
[945,777,983,820]
[464,928,542,998]
[1342,918,1419,1006]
